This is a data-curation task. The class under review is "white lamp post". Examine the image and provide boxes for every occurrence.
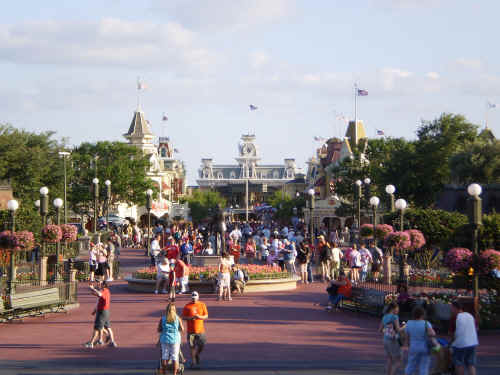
[58,151,71,223]
[395,198,408,285]
[385,184,396,212]
[92,178,99,233]
[105,180,111,231]
[369,196,380,228]
[146,189,153,257]
[467,183,482,319]
[308,188,315,244]
[7,199,19,294]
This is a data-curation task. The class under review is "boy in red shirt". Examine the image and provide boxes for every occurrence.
[84,281,117,348]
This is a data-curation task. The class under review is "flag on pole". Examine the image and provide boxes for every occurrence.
[376,129,385,135]
[137,79,147,90]
[357,89,368,96]
[162,113,168,121]
[249,104,258,111]
[487,101,497,109]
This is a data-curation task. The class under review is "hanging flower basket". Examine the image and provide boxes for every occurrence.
[60,224,78,243]
[375,224,393,240]
[405,229,426,251]
[0,230,18,249]
[384,231,411,252]
[444,248,472,274]
[360,224,374,238]
[14,231,35,250]
[480,249,500,275]
[42,225,62,243]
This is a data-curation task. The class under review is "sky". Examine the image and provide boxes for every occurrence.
[1,0,499,185]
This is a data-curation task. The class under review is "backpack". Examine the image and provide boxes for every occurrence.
[372,248,382,264]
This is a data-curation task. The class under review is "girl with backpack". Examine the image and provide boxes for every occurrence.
[379,302,405,375]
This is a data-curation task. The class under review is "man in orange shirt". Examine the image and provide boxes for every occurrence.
[182,291,208,369]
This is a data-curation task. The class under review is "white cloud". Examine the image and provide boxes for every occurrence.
[455,57,482,70]
[379,68,413,91]
[0,18,217,72]
[150,0,293,31]
[250,51,270,69]
[426,72,440,80]
[375,0,447,9]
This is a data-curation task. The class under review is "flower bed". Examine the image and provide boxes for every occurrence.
[133,264,289,281]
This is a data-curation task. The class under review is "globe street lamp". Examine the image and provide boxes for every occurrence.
[40,187,49,261]
[7,199,19,294]
[146,189,153,257]
[58,151,71,223]
[467,183,482,319]
[307,188,315,245]
[395,198,408,285]
[385,184,396,213]
[53,198,63,276]
[369,196,380,228]
[105,180,111,231]
[363,177,371,209]
[355,180,362,229]
[92,178,99,234]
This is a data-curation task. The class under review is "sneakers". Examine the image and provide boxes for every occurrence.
[109,341,118,348]
[84,342,94,348]
[96,340,104,345]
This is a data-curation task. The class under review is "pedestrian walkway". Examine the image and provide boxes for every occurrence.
[0,247,499,374]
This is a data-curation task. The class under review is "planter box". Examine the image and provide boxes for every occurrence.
[125,276,299,294]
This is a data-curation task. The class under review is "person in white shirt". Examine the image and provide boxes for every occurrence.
[358,245,373,282]
[451,301,478,375]
[349,245,361,284]
[329,243,343,280]
[150,234,162,267]
[154,257,170,294]
[229,227,242,245]
[89,245,98,282]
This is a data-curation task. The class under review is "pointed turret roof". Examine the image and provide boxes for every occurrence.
[345,120,367,147]
[124,110,153,138]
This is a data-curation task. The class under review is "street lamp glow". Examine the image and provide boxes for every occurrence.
[307,188,315,196]
[40,186,49,195]
[467,183,482,197]
[369,196,380,207]
[7,199,19,211]
[35,200,40,208]
[92,178,99,184]
[53,198,63,208]
[104,180,111,186]
[146,189,153,196]
[364,177,371,185]
[395,198,407,211]
[385,184,396,195]
[355,180,362,186]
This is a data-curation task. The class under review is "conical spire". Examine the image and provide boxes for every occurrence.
[124,110,153,138]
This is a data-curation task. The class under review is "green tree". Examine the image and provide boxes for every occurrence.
[0,124,68,211]
[69,142,157,218]
[184,190,226,224]
[268,191,305,222]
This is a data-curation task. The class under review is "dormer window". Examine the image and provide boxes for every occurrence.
[160,147,167,158]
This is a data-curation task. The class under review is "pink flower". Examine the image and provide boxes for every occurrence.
[60,224,78,243]
[42,225,62,243]
[404,229,426,251]
[480,249,500,274]
[445,248,472,273]
[375,224,393,239]
[384,231,411,250]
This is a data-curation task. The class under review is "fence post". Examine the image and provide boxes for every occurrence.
[383,255,392,285]
[39,256,48,287]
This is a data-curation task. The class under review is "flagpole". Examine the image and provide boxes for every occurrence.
[354,83,358,123]
[485,102,489,129]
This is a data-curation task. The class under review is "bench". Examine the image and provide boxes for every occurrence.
[9,287,60,311]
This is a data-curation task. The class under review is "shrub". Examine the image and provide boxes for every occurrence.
[360,224,374,238]
[444,248,472,273]
[480,249,500,274]
[384,231,411,251]
[375,224,393,240]
[60,224,78,243]
[405,229,426,251]
[42,225,62,243]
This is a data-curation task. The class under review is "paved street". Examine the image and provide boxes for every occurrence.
[1,248,499,374]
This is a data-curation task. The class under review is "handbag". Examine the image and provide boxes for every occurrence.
[424,320,440,353]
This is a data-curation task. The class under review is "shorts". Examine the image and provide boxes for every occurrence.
[157,272,169,280]
[300,263,307,273]
[89,263,97,272]
[384,338,402,360]
[452,346,477,367]
[95,263,108,276]
[187,333,207,349]
[94,310,111,330]
[161,342,180,361]
[351,265,360,269]
[372,263,381,272]
[219,273,230,288]
[233,280,245,291]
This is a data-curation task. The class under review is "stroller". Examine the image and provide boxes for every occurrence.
[154,345,185,375]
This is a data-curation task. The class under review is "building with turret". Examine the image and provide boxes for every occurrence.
[117,109,188,222]
[197,134,298,214]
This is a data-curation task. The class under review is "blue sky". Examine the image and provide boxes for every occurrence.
[1,0,498,184]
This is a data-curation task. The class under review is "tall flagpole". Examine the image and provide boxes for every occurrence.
[354,83,358,145]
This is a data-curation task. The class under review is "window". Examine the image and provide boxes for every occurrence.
[218,172,223,179]
[160,148,167,158]
[230,171,236,179]
[273,170,280,179]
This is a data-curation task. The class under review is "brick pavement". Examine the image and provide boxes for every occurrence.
[0,248,499,374]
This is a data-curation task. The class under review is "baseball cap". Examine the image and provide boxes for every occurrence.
[191,291,199,298]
